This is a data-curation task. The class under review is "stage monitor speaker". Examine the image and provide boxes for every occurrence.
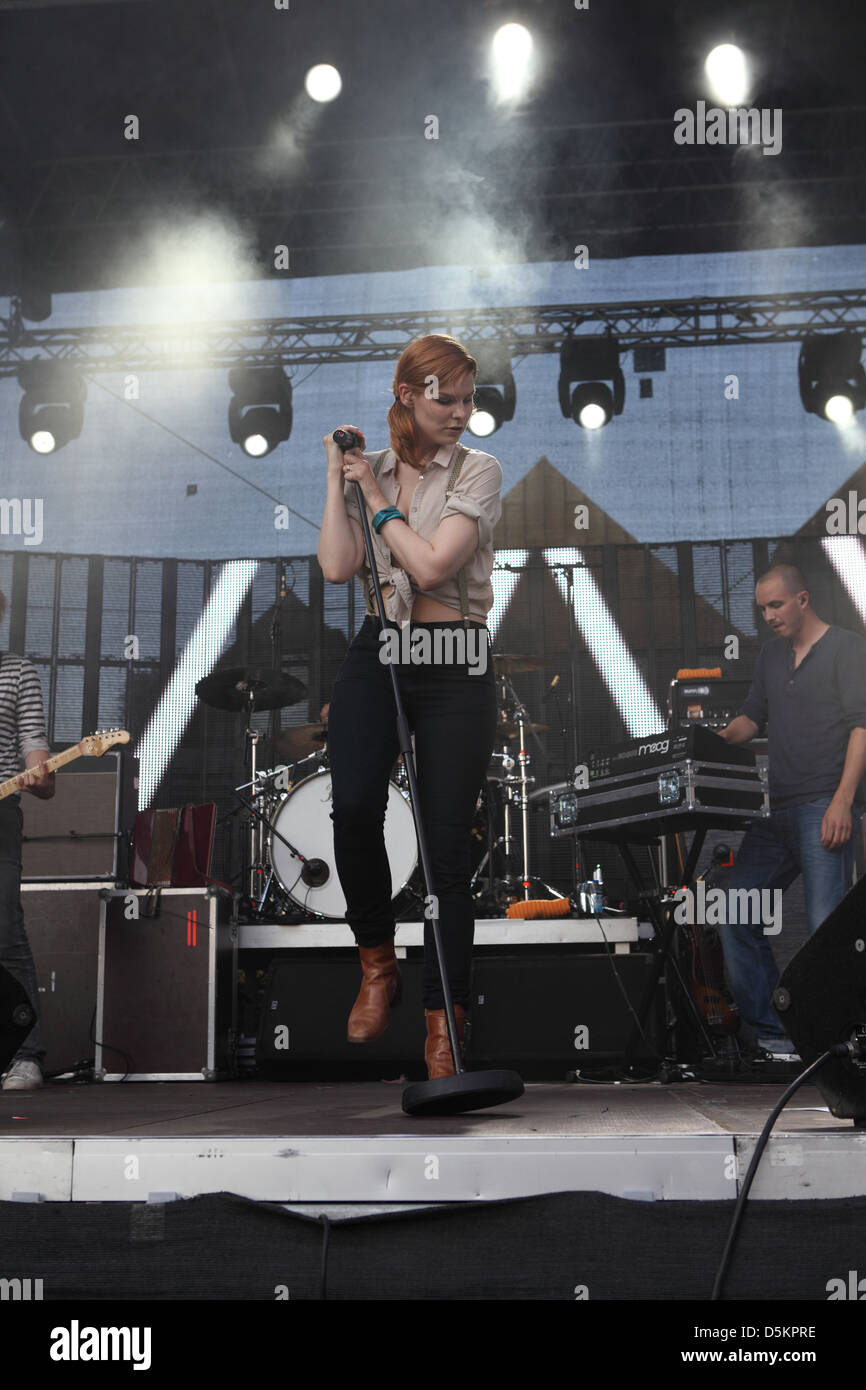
[775,874,866,1121]
[0,964,37,1074]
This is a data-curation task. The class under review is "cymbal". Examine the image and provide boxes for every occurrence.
[195,665,307,712]
[492,652,547,675]
[272,723,328,760]
[496,719,549,739]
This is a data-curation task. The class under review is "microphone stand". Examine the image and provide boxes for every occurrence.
[335,431,523,1115]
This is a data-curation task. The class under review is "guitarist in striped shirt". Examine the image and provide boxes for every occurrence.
[0,589,54,1091]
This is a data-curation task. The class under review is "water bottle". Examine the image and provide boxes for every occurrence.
[592,863,604,915]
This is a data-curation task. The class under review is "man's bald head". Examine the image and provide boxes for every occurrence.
[756,564,808,598]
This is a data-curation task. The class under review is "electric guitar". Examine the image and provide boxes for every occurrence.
[0,729,131,801]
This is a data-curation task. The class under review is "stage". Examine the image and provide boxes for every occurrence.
[2,1077,866,1306]
[1,1077,863,1206]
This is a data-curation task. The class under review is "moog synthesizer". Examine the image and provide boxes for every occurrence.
[549,725,768,841]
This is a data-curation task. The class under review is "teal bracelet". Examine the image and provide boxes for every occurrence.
[372,507,405,533]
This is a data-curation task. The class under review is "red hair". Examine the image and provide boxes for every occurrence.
[388,334,477,469]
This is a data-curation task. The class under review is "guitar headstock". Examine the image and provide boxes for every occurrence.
[79,729,131,758]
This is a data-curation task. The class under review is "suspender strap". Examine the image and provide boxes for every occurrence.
[364,446,472,623]
[447,447,471,626]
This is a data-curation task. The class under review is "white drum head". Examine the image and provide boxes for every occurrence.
[269,769,418,919]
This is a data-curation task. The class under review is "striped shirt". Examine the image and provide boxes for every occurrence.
[0,653,49,783]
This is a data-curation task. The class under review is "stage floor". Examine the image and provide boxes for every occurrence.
[2,1078,864,1206]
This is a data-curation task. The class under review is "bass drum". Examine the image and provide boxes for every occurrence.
[268,767,418,920]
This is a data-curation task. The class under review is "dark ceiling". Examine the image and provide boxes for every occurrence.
[0,0,864,296]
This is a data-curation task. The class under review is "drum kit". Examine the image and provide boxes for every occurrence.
[195,650,559,921]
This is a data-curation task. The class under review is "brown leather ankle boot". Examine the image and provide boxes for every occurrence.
[424,1006,466,1079]
[347,941,402,1042]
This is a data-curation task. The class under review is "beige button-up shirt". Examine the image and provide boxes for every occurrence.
[343,443,502,625]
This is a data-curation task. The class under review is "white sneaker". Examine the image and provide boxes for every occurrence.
[1,1060,43,1091]
[758,1036,797,1055]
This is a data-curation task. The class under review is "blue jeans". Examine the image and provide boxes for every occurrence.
[719,798,859,1042]
[0,798,44,1066]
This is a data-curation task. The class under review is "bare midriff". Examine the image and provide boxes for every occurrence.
[369,582,486,624]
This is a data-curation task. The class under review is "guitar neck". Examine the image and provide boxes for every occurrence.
[0,744,84,803]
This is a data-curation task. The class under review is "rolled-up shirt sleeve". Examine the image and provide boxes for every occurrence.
[439,453,502,550]
[16,660,49,759]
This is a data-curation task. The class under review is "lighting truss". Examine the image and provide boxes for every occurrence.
[1,289,864,379]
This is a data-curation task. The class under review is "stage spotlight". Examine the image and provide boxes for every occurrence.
[467,345,516,438]
[228,366,293,457]
[491,22,533,100]
[558,337,624,430]
[798,332,866,425]
[467,394,499,437]
[17,361,86,454]
[572,385,613,431]
[704,43,748,106]
[305,64,342,103]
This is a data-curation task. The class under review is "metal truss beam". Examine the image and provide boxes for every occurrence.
[0,289,864,378]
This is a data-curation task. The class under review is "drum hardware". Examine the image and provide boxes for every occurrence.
[268,768,418,920]
[230,780,330,919]
[470,657,564,907]
[195,664,307,910]
[497,719,549,740]
[491,652,547,676]
[491,666,547,903]
[272,721,328,762]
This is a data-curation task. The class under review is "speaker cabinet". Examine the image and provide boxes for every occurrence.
[256,953,427,1066]
[776,874,866,1121]
[0,964,37,1074]
[467,951,663,1068]
[253,948,662,1079]
[21,752,138,881]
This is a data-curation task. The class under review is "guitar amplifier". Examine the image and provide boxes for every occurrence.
[21,750,138,882]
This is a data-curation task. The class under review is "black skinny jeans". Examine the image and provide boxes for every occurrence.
[328,617,497,1008]
[0,797,43,1065]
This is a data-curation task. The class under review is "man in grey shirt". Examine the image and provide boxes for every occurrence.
[718,564,866,1055]
[0,589,55,1090]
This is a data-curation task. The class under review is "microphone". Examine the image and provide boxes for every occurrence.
[543,674,561,701]
[333,429,363,452]
[300,858,330,888]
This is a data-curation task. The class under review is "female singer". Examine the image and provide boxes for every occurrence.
[318,334,503,1077]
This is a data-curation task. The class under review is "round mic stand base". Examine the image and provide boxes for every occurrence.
[402,1068,525,1117]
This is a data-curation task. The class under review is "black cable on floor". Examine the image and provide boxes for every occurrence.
[711,1043,855,1300]
[319,1214,331,1300]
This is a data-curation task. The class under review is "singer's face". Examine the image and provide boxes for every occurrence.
[402,370,476,450]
